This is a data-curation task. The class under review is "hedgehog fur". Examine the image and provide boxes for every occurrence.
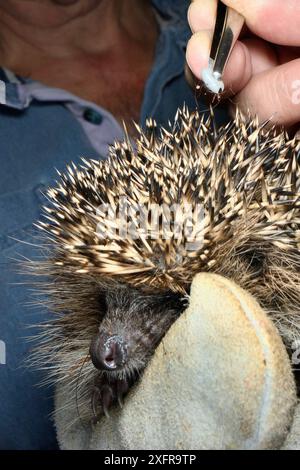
[28,107,300,424]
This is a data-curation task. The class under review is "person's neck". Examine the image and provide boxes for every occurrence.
[0,0,157,75]
[0,0,159,133]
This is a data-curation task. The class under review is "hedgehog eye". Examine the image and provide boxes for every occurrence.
[244,250,265,274]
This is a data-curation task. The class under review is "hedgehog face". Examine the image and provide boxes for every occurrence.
[29,276,185,422]
[89,285,184,373]
[87,284,185,418]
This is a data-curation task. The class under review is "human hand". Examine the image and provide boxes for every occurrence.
[186,0,300,128]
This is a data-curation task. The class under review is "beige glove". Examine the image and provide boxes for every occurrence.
[55,273,298,450]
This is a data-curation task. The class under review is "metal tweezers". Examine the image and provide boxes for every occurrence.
[202,1,244,94]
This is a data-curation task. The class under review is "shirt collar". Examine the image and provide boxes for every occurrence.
[151,0,189,24]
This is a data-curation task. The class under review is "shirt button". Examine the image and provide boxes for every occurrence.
[83,108,103,125]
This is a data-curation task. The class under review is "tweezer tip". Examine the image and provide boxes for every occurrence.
[202,66,224,94]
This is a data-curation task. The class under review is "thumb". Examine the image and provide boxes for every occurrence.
[233,58,300,127]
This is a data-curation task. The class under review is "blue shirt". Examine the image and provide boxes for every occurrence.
[0,0,228,449]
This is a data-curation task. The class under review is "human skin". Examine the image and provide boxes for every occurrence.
[0,0,158,127]
[186,0,300,128]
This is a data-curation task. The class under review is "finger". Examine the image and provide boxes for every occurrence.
[187,0,217,32]
[186,31,251,90]
[188,0,249,38]
[241,38,278,74]
[233,58,300,127]
[186,30,212,80]
[222,0,300,46]
[184,62,197,89]
[187,32,274,95]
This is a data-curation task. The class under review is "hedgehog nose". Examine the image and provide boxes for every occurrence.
[90,334,127,371]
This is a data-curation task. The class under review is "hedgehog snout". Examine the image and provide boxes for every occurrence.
[89,333,127,371]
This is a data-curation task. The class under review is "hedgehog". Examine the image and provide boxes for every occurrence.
[27,106,300,424]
